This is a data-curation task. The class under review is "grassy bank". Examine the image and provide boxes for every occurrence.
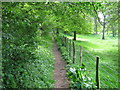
[64,34,118,88]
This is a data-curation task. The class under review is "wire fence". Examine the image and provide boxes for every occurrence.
[59,35,118,88]
[83,49,118,88]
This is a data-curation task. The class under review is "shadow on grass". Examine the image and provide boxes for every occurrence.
[76,40,99,49]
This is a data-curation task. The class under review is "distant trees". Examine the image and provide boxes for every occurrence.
[92,2,118,39]
[49,2,118,39]
[2,2,118,50]
[48,2,102,40]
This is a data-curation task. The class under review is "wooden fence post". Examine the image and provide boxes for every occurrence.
[69,39,72,57]
[61,36,63,45]
[66,38,68,48]
[63,36,65,46]
[65,37,66,47]
[67,38,69,53]
[96,56,100,89]
[80,46,83,66]
[73,41,76,64]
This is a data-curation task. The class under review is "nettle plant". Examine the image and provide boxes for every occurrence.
[67,64,96,88]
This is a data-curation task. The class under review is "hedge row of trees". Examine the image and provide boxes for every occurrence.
[2,2,118,88]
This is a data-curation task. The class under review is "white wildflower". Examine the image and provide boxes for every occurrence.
[82,76,85,79]
[70,67,76,73]
[84,83,90,87]
[80,68,81,71]
[88,77,91,81]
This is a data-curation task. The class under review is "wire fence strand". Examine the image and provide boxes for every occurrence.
[61,36,118,88]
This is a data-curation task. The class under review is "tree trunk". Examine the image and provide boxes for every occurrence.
[73,31,76,40]
[106,29,109,35]
[112,26,115,37]
[94,17,98,34]
[102,15,106,40]
[102,23,105,40]
[113,31,115,37]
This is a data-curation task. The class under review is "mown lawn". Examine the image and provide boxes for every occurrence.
[65,34,118,88]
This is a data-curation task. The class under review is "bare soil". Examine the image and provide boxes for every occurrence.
[53,42,69,88]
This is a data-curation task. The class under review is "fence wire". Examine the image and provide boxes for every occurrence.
[82,49,118,88]
[61,36,118,88]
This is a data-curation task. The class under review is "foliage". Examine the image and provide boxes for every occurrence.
[2,35,55,88]
[67,64,96,88]
[91,2,118,39]
[55,34,96,88]
[2,2,118,88]
[2,2,55,88]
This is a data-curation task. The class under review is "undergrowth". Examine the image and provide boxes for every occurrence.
[54,33,96,89]
[2,34,55,88]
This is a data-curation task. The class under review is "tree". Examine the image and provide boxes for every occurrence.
[92,2,118,39]
[94,16,98,34]
[73,31,76,40]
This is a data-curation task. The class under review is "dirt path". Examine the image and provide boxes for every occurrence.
[53,42,69,88]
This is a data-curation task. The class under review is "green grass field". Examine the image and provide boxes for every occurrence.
[65,34,118,88]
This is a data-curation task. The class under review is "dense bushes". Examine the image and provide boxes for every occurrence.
[2,2,55,88]
[2,35,55,88]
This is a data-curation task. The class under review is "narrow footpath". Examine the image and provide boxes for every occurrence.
[53,42,69,88]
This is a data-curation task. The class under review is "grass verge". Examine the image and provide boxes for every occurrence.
[65,33,118,88]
